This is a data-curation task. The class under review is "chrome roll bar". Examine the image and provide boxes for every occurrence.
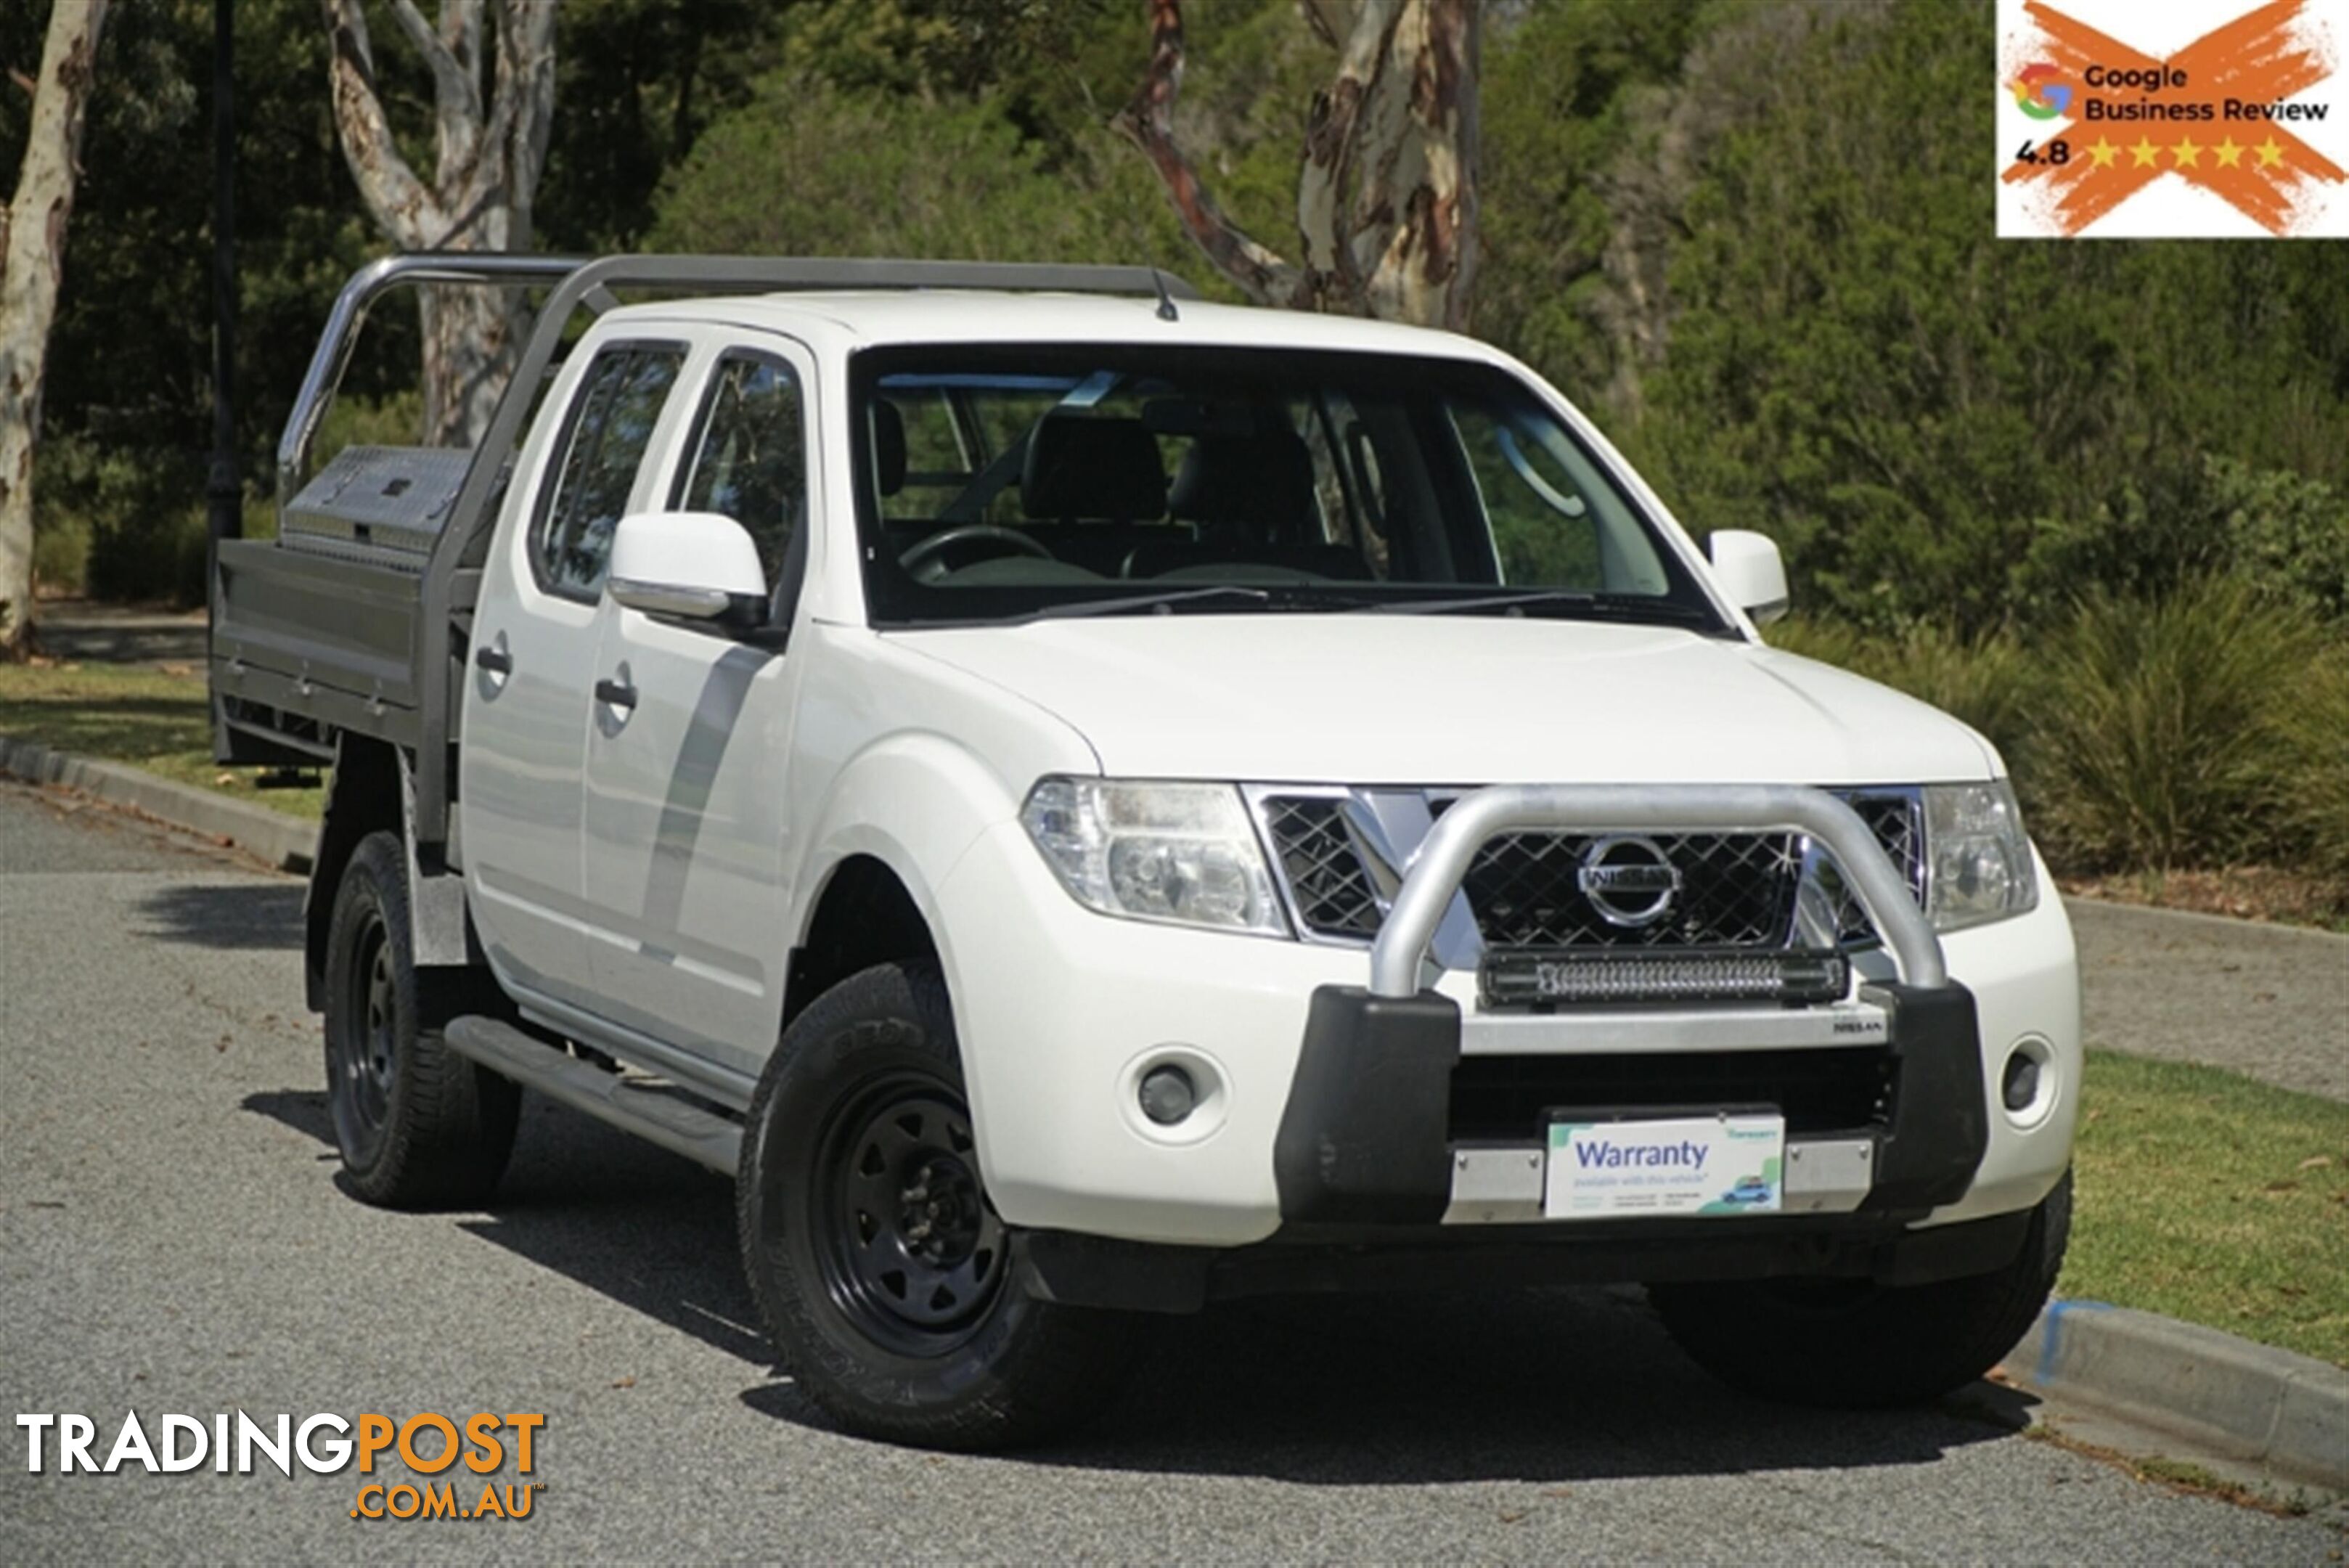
[274,253,586,508]
[1365,784,1948,998]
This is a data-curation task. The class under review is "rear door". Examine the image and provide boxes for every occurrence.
[576,335,816,1076]
[459,338,689,1013]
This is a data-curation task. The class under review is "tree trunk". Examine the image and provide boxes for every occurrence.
[418,283,524,454]
[0,0,112,658]
[322,0,556,449]
[1116,0,1479,332]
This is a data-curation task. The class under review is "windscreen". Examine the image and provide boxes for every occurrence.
[850,343,1725,632]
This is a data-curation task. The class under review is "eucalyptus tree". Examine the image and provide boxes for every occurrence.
[1116,0,1480,330]
[0,0,112,656]
[321,0,555,446]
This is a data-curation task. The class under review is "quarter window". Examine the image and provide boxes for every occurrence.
[535,346,683,598]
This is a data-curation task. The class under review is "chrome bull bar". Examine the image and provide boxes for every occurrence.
[1365,784,1948,999]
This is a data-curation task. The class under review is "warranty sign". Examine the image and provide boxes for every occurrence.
[1998,0,2349,236]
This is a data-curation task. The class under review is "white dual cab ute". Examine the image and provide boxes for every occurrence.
[213,255,2079,1448]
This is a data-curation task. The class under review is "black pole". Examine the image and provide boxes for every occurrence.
[206,0,237,549]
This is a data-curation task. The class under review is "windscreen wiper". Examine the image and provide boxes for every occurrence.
[1366,589,1718,627]
[1024,584,1383,621]
[1023,585,1274,621]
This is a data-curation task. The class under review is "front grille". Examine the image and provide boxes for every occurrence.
[1829,793,1926,944]
[1463,829,1801,948]
[1259,796,1384,939]
[1447,1048,1897,1142]
[1256,788,1927,950]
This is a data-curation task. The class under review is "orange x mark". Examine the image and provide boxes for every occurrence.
[2004,0,2345,234]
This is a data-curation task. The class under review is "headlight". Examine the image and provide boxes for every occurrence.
[1923,780,2038,932]
[1020,777,1288,936]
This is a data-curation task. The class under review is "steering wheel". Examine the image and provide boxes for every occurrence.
[899,523,1055,584]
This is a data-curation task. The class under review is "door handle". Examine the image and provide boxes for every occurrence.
[594,676,637,711]
[474,641,512,675]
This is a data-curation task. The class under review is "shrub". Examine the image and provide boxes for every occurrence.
[86,507,209,608]
[2203,455,2349,625]
[38,434,211,607]
[32,511,91,598]
[2027,577,2325,872]
[2271,647,2349,884]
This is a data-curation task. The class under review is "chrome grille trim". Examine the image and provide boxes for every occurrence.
[1246,783,1929,955]
[1369,785,1946,994]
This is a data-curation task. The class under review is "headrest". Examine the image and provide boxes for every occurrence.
[1021,413,1166,521]
[870,399,907,498]
[1167,427,1318,542]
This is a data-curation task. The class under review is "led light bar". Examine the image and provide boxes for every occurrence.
[1479,949,1851,1009]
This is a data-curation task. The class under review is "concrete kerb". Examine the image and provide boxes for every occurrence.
[2003,1300,2349,1493]
[0,735,318,873]
[4,734,2344,1490]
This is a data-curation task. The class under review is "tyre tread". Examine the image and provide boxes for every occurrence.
[737,959,1134,1450]
[325,833,519,1209]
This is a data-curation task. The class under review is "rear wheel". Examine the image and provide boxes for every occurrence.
[322,831,519,1207]
[1649,1171,2071,1408]
[738,959,1135,1449]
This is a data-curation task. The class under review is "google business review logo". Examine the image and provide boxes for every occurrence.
[2009,62,2075,120]
[1998,0,2349,238]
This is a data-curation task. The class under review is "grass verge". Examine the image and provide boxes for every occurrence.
[0,662,324,819]
[2064,1050,2349,1368]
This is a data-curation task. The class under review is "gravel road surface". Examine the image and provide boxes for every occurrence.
[1,780,2340,1562]
[2072,899,2348,1102]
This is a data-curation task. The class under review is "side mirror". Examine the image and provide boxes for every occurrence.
[1707,530,1789,626]
[607,512,769,623]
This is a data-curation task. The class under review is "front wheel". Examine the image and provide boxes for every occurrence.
[1649,1170,2071,1408]
[737,960,1135,1449]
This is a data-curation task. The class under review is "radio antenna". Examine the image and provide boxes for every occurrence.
[1150,268,1180,322]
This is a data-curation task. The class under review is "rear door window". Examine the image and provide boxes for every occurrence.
[534,344,685,599]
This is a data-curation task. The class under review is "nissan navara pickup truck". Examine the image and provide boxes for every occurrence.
[212,256,2080,1450]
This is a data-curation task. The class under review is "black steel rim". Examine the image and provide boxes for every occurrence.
[813,1071,1007,1357]
[328,907,398,1161]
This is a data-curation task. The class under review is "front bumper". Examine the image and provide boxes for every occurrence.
[936,785,2079,1267]
[1273,979,1985,1227]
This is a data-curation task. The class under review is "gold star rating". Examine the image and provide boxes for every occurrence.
[2170,135,2204,168]
[2214,136,2244,168]
[2087,137,2120,168]
[2255,136,2287,168]
[2128,136,2162,168]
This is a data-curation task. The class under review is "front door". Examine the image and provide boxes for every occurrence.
[459,339,688,1015]
[579,344,813,1077]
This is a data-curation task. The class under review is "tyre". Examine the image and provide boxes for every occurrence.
[322,830,520,1208]
[1649,1170,2071,1408]
[738,959,1135,1450]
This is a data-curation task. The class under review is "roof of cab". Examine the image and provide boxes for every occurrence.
[596,288,1507,365]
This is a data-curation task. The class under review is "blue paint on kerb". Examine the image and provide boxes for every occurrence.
[2038,1298,2118,1386]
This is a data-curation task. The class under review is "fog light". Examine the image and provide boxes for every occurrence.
[2002,1049,2042,1113]
[1137,1065,1197,1126]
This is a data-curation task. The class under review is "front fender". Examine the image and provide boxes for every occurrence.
[793,731,1031,975]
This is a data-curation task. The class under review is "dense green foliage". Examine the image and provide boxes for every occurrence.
[3,0,2342,886]
[1776,583,2349,888]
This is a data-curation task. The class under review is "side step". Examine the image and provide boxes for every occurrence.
[443,1015,743,1175]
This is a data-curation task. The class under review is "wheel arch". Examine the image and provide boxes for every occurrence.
[780,725,1050,1040]
[306,734,406,1010]
[783,852,941,1033]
